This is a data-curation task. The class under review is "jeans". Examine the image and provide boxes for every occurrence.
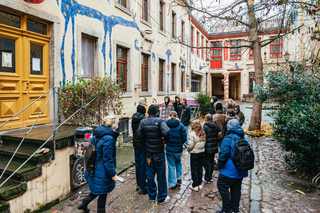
[89,193,107,209]
[134,148,147,190]
[217,173,243,212]
[190,153,204,187]
[166,151,182,187]
[204,152,216,182]
[183,125,189,147]
[146,152,167,202]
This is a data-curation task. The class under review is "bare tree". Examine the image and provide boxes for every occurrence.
[173,0,319,130]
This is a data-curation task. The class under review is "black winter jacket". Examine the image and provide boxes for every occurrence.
[203,120,219,154]
[132,112,146,151]
[173,101,180,114]
[136,115,170,153]
[179,104,191,126]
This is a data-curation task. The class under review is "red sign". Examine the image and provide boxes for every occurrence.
[224,41,228,61]
[24,0,44,4]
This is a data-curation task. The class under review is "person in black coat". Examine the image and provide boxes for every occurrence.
[132,105,147,194]
[173,95,180,114]
[203,114,219,183]
[136,105,171,204]
[209,96,218,115]
[179,97,191,148]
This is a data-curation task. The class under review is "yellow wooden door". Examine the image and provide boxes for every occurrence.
[0,10,50,130]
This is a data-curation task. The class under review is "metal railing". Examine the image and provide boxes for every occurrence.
[0,87,101,188]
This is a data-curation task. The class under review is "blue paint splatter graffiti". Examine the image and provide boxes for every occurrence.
[152,52,156,62]
[134,39,140,51]
[58,0,140,86]
[165,49,172,96]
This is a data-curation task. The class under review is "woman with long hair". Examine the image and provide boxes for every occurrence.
[203,114,219,183]
[187,120,206,191]
[166,111,187,189]
[226,98,236,110]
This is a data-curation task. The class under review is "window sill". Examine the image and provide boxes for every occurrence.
[158,30,166,37]
[122,92,133,98]
[170,91,178,95]
[140,19,152,28]
[115,3,132,16]
[171,38,177,43]
[140,91,152,97]
[157,91,166,96]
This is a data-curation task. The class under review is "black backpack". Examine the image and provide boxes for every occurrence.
[224,135,254,171]
[84,137,103,177]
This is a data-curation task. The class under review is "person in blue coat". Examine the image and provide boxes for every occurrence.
[216,119,249,213]
[166,111,187,190]
[78,115,120,213]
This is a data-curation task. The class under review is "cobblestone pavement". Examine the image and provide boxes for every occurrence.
[49,148,251,213]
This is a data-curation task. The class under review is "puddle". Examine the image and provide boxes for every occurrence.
[282,181,313,193]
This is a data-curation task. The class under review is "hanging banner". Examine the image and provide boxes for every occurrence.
[24,0,44,4]
[224,41,228,61]
[224,74,229,100]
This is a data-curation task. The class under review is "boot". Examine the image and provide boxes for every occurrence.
[77,195,93,213]
[97,208,106,213]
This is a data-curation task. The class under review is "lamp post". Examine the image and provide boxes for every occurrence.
[284,52,290,72]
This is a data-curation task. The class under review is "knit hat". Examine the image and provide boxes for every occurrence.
[137,105,146,114]
[139,97,147,105]
[148,105,158,115]
[227,119,240,130]
[216,102,223,110]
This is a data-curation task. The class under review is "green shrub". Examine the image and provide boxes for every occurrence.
[59,76,123,126]
[195,91,211,115]
[255,63,320,175]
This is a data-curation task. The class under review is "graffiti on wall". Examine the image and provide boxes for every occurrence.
[165,49,172,96]
[56,0,140,86]
[24,0,45,3]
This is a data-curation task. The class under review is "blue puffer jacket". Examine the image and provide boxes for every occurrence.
[217,124,249,179]
[166,118,187,153]
[84,125,119,195]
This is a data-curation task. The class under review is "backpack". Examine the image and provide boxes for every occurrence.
[84,137,103,177]
[224,135,254,171]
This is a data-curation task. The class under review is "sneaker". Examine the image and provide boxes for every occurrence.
[189,185,199,192]
[157,196,170,205]
[216,210,229,213]
[204,180,213,184]
[136,186,140,191]
[138,188,148,194]
[198,185,203,190]
[169,185,177,190]
[149,198,156,203]
[177,179,182,185]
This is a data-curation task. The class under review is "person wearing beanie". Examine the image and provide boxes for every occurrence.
[216,119,249,213]
[139,97,149,117]
[136,104,170,204]
[233,105,245,126]
[160,96,174,122]
[132,105,147,194]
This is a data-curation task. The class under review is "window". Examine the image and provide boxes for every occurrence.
[0,37,16,73]
[181,20,185,42]
[191,74,201,92]
[210,41,222,68]
[0,10,20,28]
[191,26,194,52]
[270,37,282,58]
[27,19,47,35]
[116,46,127,92]
[171,63,175,91]
[249,37,261,60]
[141,54,149,92]
[197,32,199,56]
[118,0,126,8]
[142,0,148,22]
[249,72,255,93]
[181,70,184,92]
[201,36,204,58]
[159,1,164,31]
[159,59,164,91]
[117,118,129,139]
[81,35,96,77]
[172,11,176,38]
[230,40,241,60]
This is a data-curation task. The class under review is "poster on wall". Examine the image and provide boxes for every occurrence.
[224,41,228,61]
[32,58,41,71]
[24,0,45,3]
[2,52,12,68]
[186,75,190,90]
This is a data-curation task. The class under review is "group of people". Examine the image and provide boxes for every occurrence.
[77,95,249,213]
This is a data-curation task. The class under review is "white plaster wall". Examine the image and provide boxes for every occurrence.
[8,147,74,213]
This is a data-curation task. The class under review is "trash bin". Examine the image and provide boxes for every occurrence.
[74,127,93,159]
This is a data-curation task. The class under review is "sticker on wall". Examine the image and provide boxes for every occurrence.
[134,101,137,106]
[235,63,240,70]
[152,52,156,62]
[24,0,45,3]
[224,41,228,61]
[134,39,140,51]
[153,70,155,75]
[157,40,160,45]
[2,52,12,67]
[57,0,140,86]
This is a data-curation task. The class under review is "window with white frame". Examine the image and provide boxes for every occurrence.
[81,34,96,77]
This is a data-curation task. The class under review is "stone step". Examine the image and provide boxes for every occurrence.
[0,201,10,213]
[0,178,27,201]
[0,143,52,165]
[0,155,42,182]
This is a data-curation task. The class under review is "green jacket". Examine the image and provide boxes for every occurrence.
[234,105,245,126]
